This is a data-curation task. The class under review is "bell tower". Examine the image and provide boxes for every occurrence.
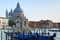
[6,9,8,18]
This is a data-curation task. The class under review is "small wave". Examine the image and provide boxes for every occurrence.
[55,37,60,40]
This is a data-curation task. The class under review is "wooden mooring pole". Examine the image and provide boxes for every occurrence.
[6,32,7,40]
[1,31,2,40]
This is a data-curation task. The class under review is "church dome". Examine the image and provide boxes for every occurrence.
[14,2,23,13]
[14,7,22,12]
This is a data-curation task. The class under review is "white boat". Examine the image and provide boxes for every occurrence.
[48,28,60,32]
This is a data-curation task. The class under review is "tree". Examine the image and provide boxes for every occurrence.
[8,20,16,27]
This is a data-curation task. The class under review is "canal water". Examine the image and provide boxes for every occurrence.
[0,28,60,40]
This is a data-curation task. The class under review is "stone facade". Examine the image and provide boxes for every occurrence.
[29,20,60,28]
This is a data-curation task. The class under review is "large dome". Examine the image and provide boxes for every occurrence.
[14,2,23,13]
[14,7,22,12]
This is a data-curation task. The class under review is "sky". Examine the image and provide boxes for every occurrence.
[0,0,60,22]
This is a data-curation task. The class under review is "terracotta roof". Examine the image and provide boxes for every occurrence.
[0,17,7,19]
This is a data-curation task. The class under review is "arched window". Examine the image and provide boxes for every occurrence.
[17,16,20,19]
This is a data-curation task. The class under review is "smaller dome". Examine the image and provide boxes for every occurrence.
[9,9,13,16]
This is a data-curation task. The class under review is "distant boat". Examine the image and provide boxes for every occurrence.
[48,28,60,32]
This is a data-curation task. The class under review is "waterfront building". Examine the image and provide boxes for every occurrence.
[29,20,60,28]
[6,2,28,28]
[0,17,8,29]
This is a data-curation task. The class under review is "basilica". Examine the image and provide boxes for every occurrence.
[6,2,28,27]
